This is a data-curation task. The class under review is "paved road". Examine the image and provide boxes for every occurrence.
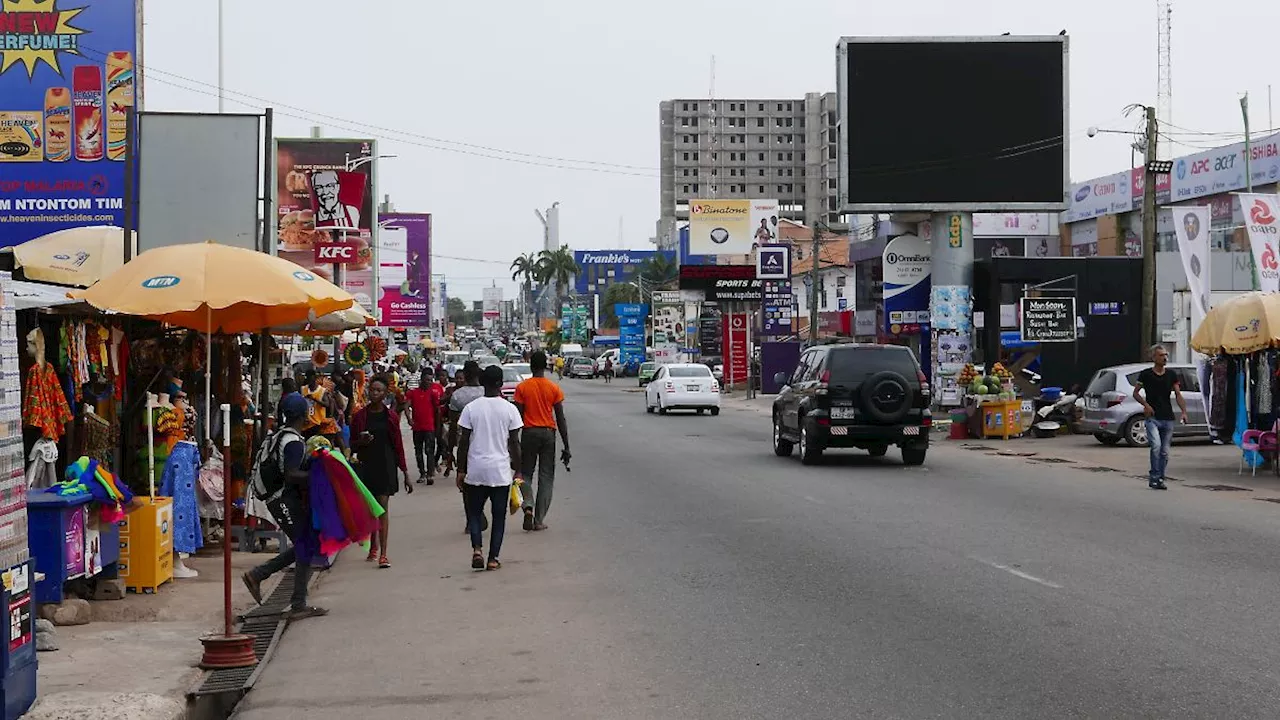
[236,380,1280,719]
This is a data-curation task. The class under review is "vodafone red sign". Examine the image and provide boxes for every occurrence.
[722,313,749,386]
[314,241,360,264]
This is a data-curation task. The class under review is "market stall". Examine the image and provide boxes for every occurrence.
[1190,291,1280,473]
[71,241,355,669]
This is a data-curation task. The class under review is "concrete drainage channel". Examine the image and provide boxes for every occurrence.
[186,569,294,719]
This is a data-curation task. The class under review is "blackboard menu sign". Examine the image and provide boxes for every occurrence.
[1020,297,1076,343]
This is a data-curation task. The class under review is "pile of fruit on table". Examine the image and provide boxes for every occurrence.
[960,362,1017,401]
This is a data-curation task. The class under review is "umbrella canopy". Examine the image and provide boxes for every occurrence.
[9,225,135,287]
[71,241,354,333]
[1190,291,1280,355]
[270,302,376,336]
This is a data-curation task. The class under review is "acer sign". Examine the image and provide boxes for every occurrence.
[1241,194,1280,293]
[314,241,361,264]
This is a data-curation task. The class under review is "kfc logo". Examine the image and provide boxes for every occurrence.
[315,241,359,264]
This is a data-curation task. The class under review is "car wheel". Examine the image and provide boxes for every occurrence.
[868,444,888,457]
[1122,416,1149,447]
[799,420,822,465]
[902,447,927,466]
[773,415,794,457]
[645,395,654,414]
[710,407,720,417]
[658,398,668,415]
[1094,433,1121,446]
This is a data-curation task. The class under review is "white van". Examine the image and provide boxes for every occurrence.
[595,348,620,376]
[560,343,585,358]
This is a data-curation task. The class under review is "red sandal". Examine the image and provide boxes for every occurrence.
[378,555,391,569]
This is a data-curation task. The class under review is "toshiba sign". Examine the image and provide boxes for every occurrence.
[314,241,360,264]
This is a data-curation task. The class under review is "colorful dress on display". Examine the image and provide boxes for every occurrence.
[23,363,73,441]
[160,441,204,554]
[304,445,383,556]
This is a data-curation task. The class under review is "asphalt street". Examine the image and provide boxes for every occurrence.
[235,379,1280,720]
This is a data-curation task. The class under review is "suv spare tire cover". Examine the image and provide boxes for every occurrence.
[859,371,912,425]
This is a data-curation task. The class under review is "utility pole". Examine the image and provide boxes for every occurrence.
[1141,106,1158,356]
[808,223,821,343]
[1242,94,1252,193]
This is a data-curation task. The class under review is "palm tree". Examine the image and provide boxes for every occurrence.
[638,252,678,288]
[510,252,539,330]
[535,245,580,319]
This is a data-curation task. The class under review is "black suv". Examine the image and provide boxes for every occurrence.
[771,343,931,465]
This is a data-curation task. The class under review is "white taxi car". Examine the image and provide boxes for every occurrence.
[645,363,721,416]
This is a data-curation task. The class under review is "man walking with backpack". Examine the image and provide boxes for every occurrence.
[242,394,327,620]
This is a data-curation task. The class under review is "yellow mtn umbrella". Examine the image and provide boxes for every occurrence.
[270,302,376,336]
[10,225,135,287]
[1190,291,1280,355]
[71,241,354,332]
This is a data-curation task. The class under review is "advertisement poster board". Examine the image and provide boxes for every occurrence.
[377,212,431,326]
[0,0,140,248]
[687,199,779,256]
[652,294,683,366]
[722,313,749,385]
[882,234,931,335]
[273,139,378,310]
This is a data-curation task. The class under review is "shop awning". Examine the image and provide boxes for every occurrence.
[10,280,85,311]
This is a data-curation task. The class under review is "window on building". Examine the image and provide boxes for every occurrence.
[681,117,689,127]
[757,118,764,128]
[828,146,837,160]
[711,169,718,176]
[787,102,794,112]
[800,153,806,162]
[787,153,793,161]
[682,185,689,193]
[730,136,737,144]
[836,276,847,288]
[778,169,784,177]
[775,118,782,128]
[682,169,689,176]
[711,185,718,193]
[758,103,765,111]
[682,152,689,161]
[777,103,784,111]
[692,103,699,112]
[828,178,837,189]
[799,118,806,128]
[712,152,717,161]
[692,169,699,177]
[739,135,745,143]
[778,185,785,193]
[828,110,837,126]
[787,183,794,193]
[758,169,765,176]
[758,136,765,143]
[828,196,838,211]
[758,153,765,161]
[691,117,699,127]
[759,185,765,193]
[777,153,784,161]
[693,152,699,160]
[796,247,804,260]
[693,184,699,192]
[682,102,689,111]
[787,169,793,177]
[786,118,794,127]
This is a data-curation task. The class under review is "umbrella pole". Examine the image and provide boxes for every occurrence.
[146,394,155,499]
[221,400,232,637]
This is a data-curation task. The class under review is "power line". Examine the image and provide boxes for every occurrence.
[76,44,661,177]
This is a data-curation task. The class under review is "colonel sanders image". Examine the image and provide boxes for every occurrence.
[311,170,361,230]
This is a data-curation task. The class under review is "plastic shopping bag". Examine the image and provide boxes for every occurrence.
[508,481,523,516]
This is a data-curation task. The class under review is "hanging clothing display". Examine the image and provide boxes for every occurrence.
[80,412,116,468]
[1257,353,1272,415]
[159,441,204,554]
[25,439,58,490]
[22,363,72,442]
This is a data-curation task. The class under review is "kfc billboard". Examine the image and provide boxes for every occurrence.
[272,139,378,310]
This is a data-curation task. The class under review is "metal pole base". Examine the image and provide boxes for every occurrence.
[199,633,257,669]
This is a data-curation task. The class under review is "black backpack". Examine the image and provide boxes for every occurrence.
[249,427,302,499]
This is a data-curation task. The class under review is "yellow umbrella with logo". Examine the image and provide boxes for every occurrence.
[9,225,135,287]
[71,241,353,332]
[1190,291,1280,355]
[70,240,354,668]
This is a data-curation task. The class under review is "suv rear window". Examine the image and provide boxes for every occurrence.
[826,347,920,383]
[1087,371,1117,394]
[670,366,712,378]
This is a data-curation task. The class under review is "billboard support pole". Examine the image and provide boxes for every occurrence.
[257,109,275,427]
[808,223,821,343]
[929,212,974,398]
[1141,107,1159,353]
[123,107,136,264]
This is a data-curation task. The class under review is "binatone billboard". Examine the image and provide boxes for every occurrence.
[0,0,141,248]
[838,36,1068,212]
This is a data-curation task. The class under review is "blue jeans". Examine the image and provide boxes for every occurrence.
[1145,418,1176,481]
[465,484,508,560]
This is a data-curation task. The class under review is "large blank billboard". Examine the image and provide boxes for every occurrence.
[838,36,1068,212]
[137,113,262,252]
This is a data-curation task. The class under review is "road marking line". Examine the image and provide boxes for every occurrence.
[971,557,1062,589]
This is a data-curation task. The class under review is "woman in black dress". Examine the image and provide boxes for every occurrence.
[350,376,411,568]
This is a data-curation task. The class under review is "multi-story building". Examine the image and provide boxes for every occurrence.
[657,93,846,252]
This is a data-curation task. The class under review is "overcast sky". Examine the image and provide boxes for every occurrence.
[143,0,1279,302]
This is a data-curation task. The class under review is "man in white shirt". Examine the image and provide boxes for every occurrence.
[457,364,524,571]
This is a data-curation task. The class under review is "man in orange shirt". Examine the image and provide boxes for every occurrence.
[512,351,571,532]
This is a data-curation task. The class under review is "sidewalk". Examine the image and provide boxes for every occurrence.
[26,547,276,720]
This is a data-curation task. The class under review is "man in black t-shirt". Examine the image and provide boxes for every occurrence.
[1132,344,1188,490]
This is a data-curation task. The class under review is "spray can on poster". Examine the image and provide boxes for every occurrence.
[72,66,103,162]
[105,51,134,161]
[43,87,72,162]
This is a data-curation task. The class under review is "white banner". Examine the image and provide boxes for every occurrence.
[1064,171,1132,223]
[1171,206,1211,325]
[1241,194,1280,293]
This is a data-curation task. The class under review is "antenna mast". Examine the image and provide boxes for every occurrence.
[1156,0,1173,160]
